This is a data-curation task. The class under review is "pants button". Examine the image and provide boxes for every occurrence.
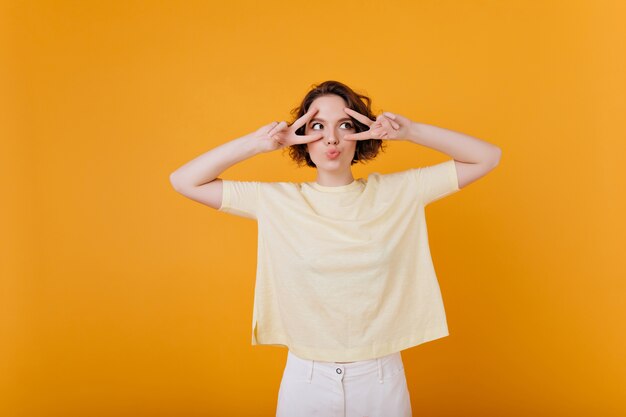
[336,368,342,374]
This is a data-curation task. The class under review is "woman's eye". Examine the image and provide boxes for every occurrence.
[310,122,353,130]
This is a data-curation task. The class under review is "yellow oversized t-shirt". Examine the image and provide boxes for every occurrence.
[218,159,460,362]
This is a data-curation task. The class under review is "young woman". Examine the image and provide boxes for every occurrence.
[170,80,501,417]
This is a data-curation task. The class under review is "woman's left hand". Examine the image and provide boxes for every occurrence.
[343,108,412,141]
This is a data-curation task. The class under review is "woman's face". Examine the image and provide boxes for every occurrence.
[304,95,357,170]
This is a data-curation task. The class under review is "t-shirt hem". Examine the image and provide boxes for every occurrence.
[252,327,450,362]
[447,159,460,191]
[217,179,230,212]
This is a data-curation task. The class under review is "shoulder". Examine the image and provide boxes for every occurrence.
[219,180,297,205]
[254,180,305,197]
[367,169,416,187]
[221,179,298,190]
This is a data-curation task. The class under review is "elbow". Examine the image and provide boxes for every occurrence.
[488,146,502,169]
[169,172,184,192]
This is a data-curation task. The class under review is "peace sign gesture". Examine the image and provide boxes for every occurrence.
[342,108,412,141]
[255,107,324,153]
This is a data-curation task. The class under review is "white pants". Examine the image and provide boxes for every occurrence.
[276,350,413,417]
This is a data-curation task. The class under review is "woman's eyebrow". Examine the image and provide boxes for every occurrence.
[310,117,353,123]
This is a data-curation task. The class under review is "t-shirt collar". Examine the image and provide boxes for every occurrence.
[307,179,363,193]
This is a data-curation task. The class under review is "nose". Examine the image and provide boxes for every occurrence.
[325,134,339,145]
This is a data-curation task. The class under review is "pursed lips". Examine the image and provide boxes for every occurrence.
[325,147,340,157]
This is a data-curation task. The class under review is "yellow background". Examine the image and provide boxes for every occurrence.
[2,1,625,416]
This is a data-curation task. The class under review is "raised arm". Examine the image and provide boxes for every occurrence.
[169,108,323,210]
[169,133,263,209]
[406,121,501,189]
[343,108,502,190]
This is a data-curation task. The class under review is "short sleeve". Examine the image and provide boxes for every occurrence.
[416,159,460,206]
[218,180,260,220]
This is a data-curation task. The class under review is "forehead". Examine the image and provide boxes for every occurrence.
[309,95,347,111]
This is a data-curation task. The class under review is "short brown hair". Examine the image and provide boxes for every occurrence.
[286,80,386,168]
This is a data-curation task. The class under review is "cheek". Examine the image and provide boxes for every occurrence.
[306,143,318,156]
[307,139,323,152]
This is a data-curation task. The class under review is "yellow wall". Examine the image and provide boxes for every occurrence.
[2,1,624,416]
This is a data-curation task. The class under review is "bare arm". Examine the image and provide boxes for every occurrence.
[407,122,502,189]
[343,107,501,190]
[169,108,323,210]
[169,134,262,209]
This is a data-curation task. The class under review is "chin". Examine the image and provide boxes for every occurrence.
[317,162,347,171]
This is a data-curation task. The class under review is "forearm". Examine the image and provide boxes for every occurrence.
[170,134,262,189]
[407,121,501,164]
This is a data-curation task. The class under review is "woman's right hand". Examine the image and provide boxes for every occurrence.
[254,107,324,153]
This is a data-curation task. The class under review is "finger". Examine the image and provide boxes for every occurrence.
[268,122,282,137]
[375,114,392,128]
[344,107,374,126]
[380,117,394,131]
[291,106,319,131]
[372,127,386,138]
[264,121,279,135]
[377,115,399,130]
[289,132,324,145]
[381,112,400,129]
[268,121,288,137]
[343,131,374,141]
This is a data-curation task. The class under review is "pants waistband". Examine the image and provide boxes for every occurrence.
[286,350,402,384]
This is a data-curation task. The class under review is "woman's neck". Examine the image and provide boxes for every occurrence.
[315,169,355,187]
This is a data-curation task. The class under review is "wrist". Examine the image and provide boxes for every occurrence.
[239,133,266,156]
[407,121,423,144]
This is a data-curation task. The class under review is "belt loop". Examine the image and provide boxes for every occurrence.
[377,357,383,384]
[307,359,314,383]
